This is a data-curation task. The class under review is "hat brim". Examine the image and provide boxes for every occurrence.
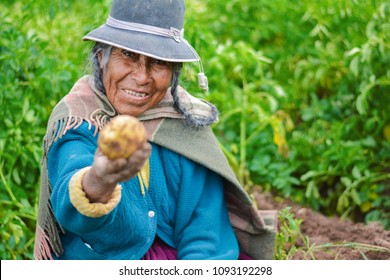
[83,24,199,62]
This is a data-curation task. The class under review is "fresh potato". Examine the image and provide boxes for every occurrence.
[98,115,147,159]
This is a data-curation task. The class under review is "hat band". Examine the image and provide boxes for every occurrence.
[106,16,184,43]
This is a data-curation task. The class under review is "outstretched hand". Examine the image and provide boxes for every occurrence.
[82,142,152,203]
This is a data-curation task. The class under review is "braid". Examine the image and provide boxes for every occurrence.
[171,64,219,127]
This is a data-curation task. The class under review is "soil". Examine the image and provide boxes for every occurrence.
[253,187,390,260]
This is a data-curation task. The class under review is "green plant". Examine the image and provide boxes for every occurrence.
[207,40,292,190]
[275,207,390,260]
[274,207,306,260]
[186,0,390,230]
[0,0,108,259]
[294,2,389,224]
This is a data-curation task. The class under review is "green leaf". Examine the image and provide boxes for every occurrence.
[301,171,321,181]
[12,169,21,185]
[351,189,362,206]
[345,47,361,57]
[356,93,368,115]
[305,180,319,199]
[349,56,360,77]
[337,194,350,212]
[341,177,352,187]
[361,136,377,148]
[273,85,286,98]
[352,166,362,179]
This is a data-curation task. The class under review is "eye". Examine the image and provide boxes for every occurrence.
[121,50,139,61]
[151,59,171,68]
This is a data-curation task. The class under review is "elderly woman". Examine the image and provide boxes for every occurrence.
[34,0,275,260]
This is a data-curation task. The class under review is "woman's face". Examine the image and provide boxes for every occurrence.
[101,47,173,116]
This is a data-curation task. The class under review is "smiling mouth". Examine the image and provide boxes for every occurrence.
[124,89,148,98]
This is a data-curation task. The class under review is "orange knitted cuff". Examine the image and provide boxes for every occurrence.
[68,167,122,218]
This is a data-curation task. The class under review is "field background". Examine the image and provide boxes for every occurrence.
[0,0,389,259]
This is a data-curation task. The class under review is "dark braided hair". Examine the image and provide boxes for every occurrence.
[170,63,219,127]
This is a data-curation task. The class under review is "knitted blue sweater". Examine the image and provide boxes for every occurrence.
[47,122,239,259]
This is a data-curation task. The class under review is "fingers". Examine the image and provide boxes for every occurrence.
[92,142,152,184]
[128,142,152,167]
[117,142,151,180]
[94,151,128,174]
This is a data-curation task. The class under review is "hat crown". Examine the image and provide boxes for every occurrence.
[83,0,198,62]
[110,0,185,30]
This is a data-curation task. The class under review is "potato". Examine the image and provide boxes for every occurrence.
[98,115,147,159]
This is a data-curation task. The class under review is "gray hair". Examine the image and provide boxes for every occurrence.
[88,42,112,94]
[88,42,218,127]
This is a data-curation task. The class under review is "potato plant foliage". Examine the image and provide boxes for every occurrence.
[0,0,389,259]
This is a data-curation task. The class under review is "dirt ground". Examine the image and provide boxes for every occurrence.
[253,188,390,260]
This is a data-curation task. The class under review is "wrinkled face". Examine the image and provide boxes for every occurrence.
[101,47,173,116]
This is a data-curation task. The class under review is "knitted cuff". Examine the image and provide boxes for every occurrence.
[69,166,122,218]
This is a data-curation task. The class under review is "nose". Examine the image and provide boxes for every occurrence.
[131,56,151,85]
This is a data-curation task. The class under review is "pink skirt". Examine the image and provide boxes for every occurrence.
[141,237,251,260]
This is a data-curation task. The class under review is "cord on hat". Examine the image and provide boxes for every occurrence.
[184,42,209,92]
[107,16,184,42]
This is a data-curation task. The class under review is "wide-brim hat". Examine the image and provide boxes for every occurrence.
[83,0,200,62]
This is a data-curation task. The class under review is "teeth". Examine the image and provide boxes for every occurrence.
[125,90,147,97]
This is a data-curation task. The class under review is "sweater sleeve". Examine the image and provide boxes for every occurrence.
[47,122,119,234]
[48,122,162,259]
[172,153,239,260]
